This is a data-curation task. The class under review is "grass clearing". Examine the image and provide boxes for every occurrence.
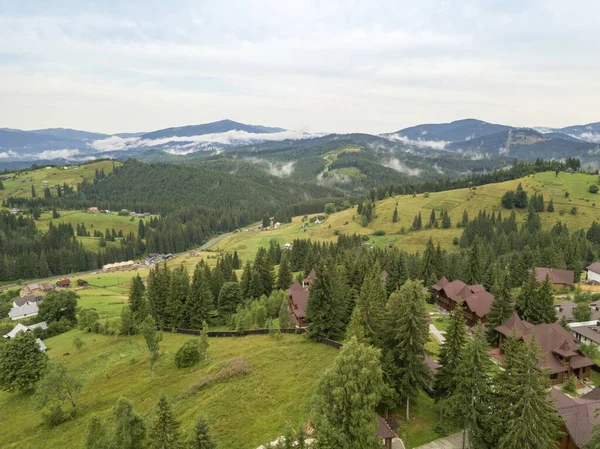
[0,332,337,449]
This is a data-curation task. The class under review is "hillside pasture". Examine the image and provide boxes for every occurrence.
[0,332,337,449]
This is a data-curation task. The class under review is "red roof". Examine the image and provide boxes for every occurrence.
[56,279,71,287]
[535,267,574,286]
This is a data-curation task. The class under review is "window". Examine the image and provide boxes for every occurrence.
[550,373,558,380]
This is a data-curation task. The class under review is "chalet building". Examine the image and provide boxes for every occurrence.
[431,276,495,326]
[286,280,309,328]
[587,262,600,283]
[302,268,317,288]
[552,387,600,449]
[494,313,595,385]
[535,267,575,289]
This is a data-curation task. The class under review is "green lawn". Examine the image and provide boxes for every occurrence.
[432,315,450,333]
[0,332,337,449]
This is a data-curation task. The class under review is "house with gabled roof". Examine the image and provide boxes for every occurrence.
[535,267,575,289]
[8,302,40,321]
[431,276,495,326]
[286,280,309,328]
[494,312,595,385]
[587,262,600,283]
[552,387,600,449]
[302,268,317,288]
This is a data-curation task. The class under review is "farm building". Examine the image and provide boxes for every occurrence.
[102,260,137,272]
[8,303,40,321]
[21,282,54,297]
[88,207,99,213]
[535,267,575,289]
[587,262,600,283]
[56,279,71,288]
[76,279,89,287]
[431,276,495,325]
[3,321,47,339]
[493,313,594,385]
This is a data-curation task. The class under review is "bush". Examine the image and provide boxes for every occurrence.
[372,230,386,236]
[452,236,459,245]
[563,376,578,396]
[590,184,599,194]
[570,207,578,215]
[174,339,205,369]
[42,405,70,427]
[73,337,85,350]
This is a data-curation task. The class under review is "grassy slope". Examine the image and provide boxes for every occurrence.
[0,332,336,449]
[213,171,600,262]
[0,160,116,200]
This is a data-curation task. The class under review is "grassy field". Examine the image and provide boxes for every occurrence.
[212,171,600,263]
[0,160,116,200]
[0,332,337,449]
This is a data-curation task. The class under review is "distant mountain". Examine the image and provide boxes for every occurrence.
[140,119,285,140]
[445,127,600,164]
[29,128,109,141]
[537,122,600,143]
[389,119,511,142]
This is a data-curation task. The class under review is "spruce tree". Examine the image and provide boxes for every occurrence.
[346,307,367,344]
[392,204,399,223]
[536,275,556,323]
[217,282,243,317]
[276,253,293,290]
[467,236,484,285]
[516,270,545,324]
[486,276,514,346]
[434,304,468,419]
[166,266,189,327]
[305,262,344,339]
[184,263,214,328]
[381,280,429,421]
[448,325,493,449]
[497,336,561,449]
[128,274,146,318]
[148,395,181,449]
[240,261,252,298]
[310,338,384,449]
[421,237,438,287]
[187,418,216,449]
[31,185,36,198]
[547,198,554,212]
[232,251,240,269]
[355,263,387,344]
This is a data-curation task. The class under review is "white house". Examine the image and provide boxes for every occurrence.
[3,321,48,339]
[274,222,281,229]
[8,303,39,321]
[587,262,600,283]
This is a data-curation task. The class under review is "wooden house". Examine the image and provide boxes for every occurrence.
[431,276,495,325]
[535,267,575,289]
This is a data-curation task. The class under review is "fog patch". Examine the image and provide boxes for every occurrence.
[576,132,600,143]
[383,158,421,176]
[384,133,449,150]
[245,157,295,178]
[36,149,81,159]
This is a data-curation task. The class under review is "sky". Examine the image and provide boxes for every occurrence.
[0,0,599,134]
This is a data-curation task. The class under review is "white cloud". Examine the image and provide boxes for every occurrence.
[245,157,295,178]
[575,132,600,143]
[383,158,421,176]
[0,151,18,159]
[35,149,80,159]
[384,133,449,150]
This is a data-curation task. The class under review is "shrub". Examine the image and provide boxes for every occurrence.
[423,192,430,198]
[73,337,85,351]
[372,230,386,236]
[174,339,205,369]
[563,376,578,396]
[42,405,70,427]
[590,184,599,194]
[570,207,578,215]
[452,236,459,245]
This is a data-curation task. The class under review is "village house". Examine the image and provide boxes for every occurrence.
[556,300,600,323]
[9,208,23,215]
[76,279,89,287]
[431,276,495,326]
[376,415,399,449]
[302,268,317,288]
[41,180,48,186]
[56,279,71,288]
[8,302,40,321]
[3,321,47,339]
[88,207,99,213]
[12,295,41,308]
[102,260,137,272]
[20,282,54,297]
[552,387,600,449]
[286,280,309,328]
[587,262,600,284]
[494,313,595,385]
[535,267,575,289]
[571,321,600,347]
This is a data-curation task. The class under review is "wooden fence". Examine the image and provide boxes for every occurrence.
[158,326,344,350]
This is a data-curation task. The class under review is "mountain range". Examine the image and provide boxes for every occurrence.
[1,118,598,169]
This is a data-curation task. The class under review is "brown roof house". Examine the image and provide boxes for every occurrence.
[552,387,600,449]
[431,276,495,326]
[56,279,71,288]
[494,312,595,385]
[376,415,400,449]
[587,262,600,284]
[302,268,317,288]
[286,280,309,328]
[535,267,575,289]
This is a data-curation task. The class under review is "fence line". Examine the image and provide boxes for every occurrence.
[157,326,344,350]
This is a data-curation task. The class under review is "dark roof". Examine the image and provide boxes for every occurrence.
[497,313,595,374]
[56,279,71,287]
[571,324,600,345]
[77,279,88,285]
[587,262,600,275]
[551,388,600,448]
[435,277,495,318]
[425,355,440,374]
[535,267,574,286]
[13,295,39,307]
[432,276,449,291]
[376,415,397,440]
[582,387,600,400]
[286,281,309,319]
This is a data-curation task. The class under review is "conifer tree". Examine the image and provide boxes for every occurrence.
[128,274,146,318]
[496,336,561,449]
[486,276,514,346]
[147,263,171,326]
[305,262,344,339]
[138,220,145,239]
[217,282,243,317]
[355,263,386,344]
[381,280,429,421]
[166,265,189,327]
[310,338,384,449]
[536,275,557,323]
[434,304,468,419]
[184,263,214,328]
[187,418,216,449]
[547,198,554,212]
[148,395,181,449]
[421,237,438,287]
[462,209,469,226]
[232,250,240,269]
[392,204,399,223]
[276,253,293,290]
[240,261,252,298]
[448,325,493,449]
[467,236,484,285]
[429,209,437,226]
[31,185,36,198]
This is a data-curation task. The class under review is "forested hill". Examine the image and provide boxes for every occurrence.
[62,160,344,216]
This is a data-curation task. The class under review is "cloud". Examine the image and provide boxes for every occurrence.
[384,133,449,151]
[35,149,80,159]
[90,130,313,153]
[0,151,18,159]
[245,157,295,178]
[383,158,421,176]
[575,132,600,143]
